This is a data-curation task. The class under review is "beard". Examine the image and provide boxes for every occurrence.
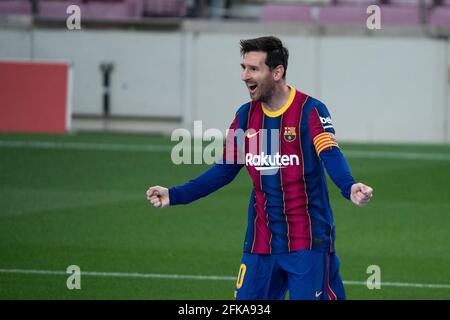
[257,83,275,104]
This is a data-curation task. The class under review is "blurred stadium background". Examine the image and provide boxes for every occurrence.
[0,0,450,300]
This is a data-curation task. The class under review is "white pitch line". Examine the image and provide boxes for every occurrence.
[1,140,450,161]
[343,280,450,289]
[0,140,172,152]
[1,268,450,289]
[0,268,234,281]
[345,150,450,161]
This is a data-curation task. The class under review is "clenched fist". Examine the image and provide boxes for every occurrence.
[350,183,373,207]
[146,186,170,208]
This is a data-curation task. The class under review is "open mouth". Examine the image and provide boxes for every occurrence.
[247,83,258,94]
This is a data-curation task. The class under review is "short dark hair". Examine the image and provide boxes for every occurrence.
[240,36,289,79]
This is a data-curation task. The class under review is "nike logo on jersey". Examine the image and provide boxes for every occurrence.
[315,291,323,298]
[246,130,259,139]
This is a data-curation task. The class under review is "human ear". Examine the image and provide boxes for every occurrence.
[273,65,284,81]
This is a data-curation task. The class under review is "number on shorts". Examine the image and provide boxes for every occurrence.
[235,263,247,289]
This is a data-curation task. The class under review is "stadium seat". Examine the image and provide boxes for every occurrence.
[318,0,427,26]
[317,1,380,26]
[318,5,368,25]
[83,0,144,18]
[0,0,32,16]
[260,4,313,23]
[38,0,143,20]
[127,0,145,17]
[336,0,381,5]
[262,0,331,4]
[429,5,450,27]
[375,1,436,27]
[38,0,83,18]
[83,1,133,19]
[388,0,433,6]
[142,0,187,17]
[378,4,422,26]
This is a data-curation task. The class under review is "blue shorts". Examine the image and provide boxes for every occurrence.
[234,249,345,300]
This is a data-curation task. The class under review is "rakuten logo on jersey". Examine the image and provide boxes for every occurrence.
[245,152,300,172]
[171,123,301,175]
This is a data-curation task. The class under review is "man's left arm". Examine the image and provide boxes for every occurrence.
[309,104,373,207]
[320,148,373,207]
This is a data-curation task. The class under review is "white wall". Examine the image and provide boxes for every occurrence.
[0,24,449,143]
[0,29,32,59]
[32,29,184,118]
[191,33,449,143]
[318,37,448,143]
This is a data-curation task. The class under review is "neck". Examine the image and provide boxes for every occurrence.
[264,84,291,111]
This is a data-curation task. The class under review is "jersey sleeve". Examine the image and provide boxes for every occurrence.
[308,103,338,156]
[308,103,356,200]
[168,112,244,205]
[168,162,243,205]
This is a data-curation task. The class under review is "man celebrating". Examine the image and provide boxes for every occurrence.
[147,36,373,300]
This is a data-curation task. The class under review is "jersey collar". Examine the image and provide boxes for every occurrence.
[261,86,296,118]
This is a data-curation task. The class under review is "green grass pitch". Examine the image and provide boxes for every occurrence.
[0,132,449,299]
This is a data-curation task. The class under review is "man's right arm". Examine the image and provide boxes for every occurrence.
[147,106,247,208]
[170,163,243,205]
[147,162,243,208]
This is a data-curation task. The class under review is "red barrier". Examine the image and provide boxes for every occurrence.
[0,61,71,133]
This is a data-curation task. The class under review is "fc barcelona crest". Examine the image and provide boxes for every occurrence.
[284,127,296,142]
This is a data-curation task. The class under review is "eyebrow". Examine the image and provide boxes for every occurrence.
[240,63,258,69]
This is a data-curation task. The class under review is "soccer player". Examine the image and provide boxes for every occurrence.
[147,36,373,300]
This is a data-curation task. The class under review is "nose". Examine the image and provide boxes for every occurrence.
[241,69,250,81]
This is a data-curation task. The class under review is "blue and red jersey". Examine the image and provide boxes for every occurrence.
[169,86,355,254]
